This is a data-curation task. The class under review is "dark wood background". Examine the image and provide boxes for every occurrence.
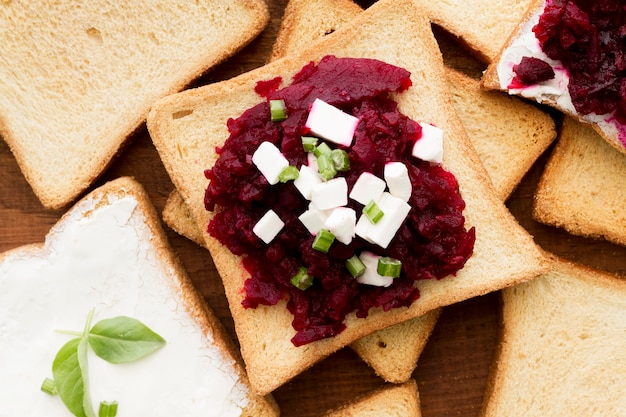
[1,1,624,416]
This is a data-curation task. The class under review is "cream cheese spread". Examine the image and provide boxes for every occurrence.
[0,194,249,416]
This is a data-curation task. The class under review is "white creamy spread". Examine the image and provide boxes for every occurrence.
[0,194,249,417]
[496,4,620,139]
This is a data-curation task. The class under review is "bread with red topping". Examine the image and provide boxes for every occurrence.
[481,0,626,155]
[148,0,548,395]
[533,117,626,247]
[481,254,626,416]
[0,0,269,209]
[161,0,556,384]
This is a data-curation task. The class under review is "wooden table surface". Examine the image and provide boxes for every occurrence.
[1,1,625,416]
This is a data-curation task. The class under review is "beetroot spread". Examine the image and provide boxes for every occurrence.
[204,55,475,346]
[513,0,626,124]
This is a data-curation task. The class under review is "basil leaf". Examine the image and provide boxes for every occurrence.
[52,338,88,417]
[88,316,166,364]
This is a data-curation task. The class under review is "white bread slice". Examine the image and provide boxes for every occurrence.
[0,177,279,417]
[147,0,549,395]
[481,255,626,416]
[162,0,555,384]
[412,0,534,63]
[0,0,269,209]
[481,0,626,154]
[533,117,626,247]
[321,379,421,417]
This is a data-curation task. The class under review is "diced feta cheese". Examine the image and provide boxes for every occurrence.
[305,98,359,147]
[349,172,386,205]
[252,141,289,185]
[356,251,393,287]
[252,209,284,244]
[298,207,328,235]
[366,192,411,249]
[384,162,412,202]
[354,213,374,243]
[413,122,444,163]
[324,207,356,245]
[307,152,319,171]
[310,177,348,210]
[294,165,322,200]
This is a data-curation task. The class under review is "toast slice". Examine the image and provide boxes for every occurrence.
[0,0,269,209]
[0,177,278,416]
[147,0,549,395]
[412,0,534,63]
[321,379,421,417]
[481,0,626,154]
[481,255,626,416]
[162,0,555,384]
[533,117,626,247]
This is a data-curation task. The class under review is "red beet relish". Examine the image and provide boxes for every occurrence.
[203,55,475,346]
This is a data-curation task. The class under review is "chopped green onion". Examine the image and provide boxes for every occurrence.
[377,257,402,278]
[290,266,314,290]
[313,142,332,157]
[312,229,335,253]
[301,136,319,152]
[41,377,57,396]
[345,255,366,278]
[316,154,337,181]
[99,401,119,417]
[363,200,384,224]
[270,99,287,122]
[331,149,350,172]
[278,165,299,182]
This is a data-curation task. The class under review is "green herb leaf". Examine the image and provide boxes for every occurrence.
[88,316,166,364]
[52,338,88,417]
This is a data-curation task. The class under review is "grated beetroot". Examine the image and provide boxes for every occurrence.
[530,0,626,122]
[204,55,475,346]
[511,56,556,88]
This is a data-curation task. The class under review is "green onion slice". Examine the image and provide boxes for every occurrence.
[301,136,319,152]
[312,229,335,253]
[363,200,384,224]
[377,257,402,278]
[270,99,287,122]
[41,377,57,396]
[345,255,366,278]
[331,149,350,172]
[99,401,119,417]
[290,266,314,290]
[316,154,337,181]
[313,142,332,157]
[278,165,299,182]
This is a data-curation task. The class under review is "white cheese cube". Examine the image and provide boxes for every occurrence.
[310,177,348,210]
[252,209,284,244]
[307,152,319,171]
[324,207,356,245]
[305,98,359,147]
[355,214,374,243]
[294,165,322,200]
[413,122,444,163]
[349,172,386,205]
[252,141,289,185]
[298,207,328,235]
[356,251,393,287]
[366,192,411,249]
[384,162,412,202]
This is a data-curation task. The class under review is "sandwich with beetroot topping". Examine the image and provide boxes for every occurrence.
[148,0,548,395]
[482,0,626,154]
